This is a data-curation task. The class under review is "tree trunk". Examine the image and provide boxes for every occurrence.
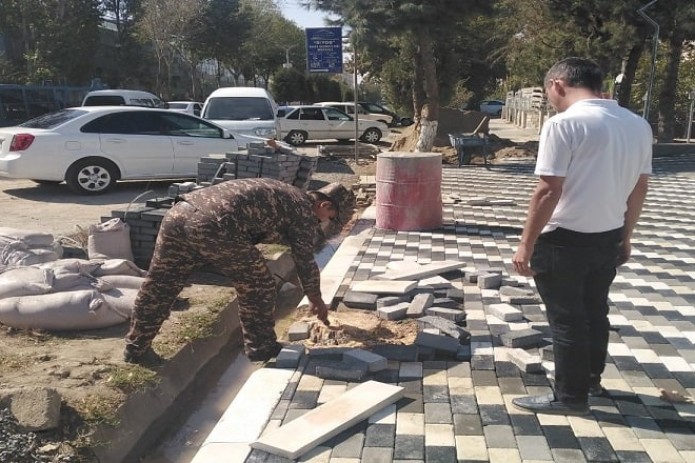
[617,42,644,109]
[414,27,439,152]
[656,33,684,142]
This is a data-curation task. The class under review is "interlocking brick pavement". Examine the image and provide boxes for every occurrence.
[199,153,695,463]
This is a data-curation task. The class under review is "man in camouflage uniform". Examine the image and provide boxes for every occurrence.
[124,178,355,363]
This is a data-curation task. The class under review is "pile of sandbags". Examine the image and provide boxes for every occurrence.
[0,228,62,273]
[0,259,146,331]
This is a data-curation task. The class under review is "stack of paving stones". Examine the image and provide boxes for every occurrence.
[102,142,318,267]
[243,155,695,463]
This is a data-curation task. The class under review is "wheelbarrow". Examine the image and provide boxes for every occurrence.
[448,133,489,166]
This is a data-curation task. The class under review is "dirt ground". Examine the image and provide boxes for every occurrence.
[0,109,533,462]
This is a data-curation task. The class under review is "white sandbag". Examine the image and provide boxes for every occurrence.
[0,289,129,330]
[92,259,146,277]
[101,287,139,319]
[13,247,61,267]
[40,259,102,276]
[98,275,145,290]
[0,227,55,248]
[0,267,54,299]
[87,218,135,262]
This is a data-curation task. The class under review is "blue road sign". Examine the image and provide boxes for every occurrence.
[306,27,343,74]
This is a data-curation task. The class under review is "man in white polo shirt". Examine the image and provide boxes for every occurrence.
[511,57,652,415]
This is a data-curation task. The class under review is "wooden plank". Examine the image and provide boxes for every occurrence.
[251,380,404,460]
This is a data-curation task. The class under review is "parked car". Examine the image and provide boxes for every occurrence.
[168,101,203,116]
[0,107,239,194]
[279,105,389,146]
[315,101,394,126]
[357,101,413,127]
[479,99,505,117]
[82,89,167,108]
[201,87,280,143]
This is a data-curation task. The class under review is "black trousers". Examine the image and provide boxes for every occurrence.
[531,227,622,404]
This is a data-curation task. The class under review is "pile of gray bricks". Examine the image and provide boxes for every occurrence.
[196,142,318,190]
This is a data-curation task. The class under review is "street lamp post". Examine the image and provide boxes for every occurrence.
[687,90,695,143]
[353,42,359,164]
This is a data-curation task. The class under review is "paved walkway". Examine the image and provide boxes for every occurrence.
[193,149,695,462]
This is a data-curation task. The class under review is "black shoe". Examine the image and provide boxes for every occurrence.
[123,346,163,366]
[512,393,589,416]
[246,342,283,362]
[589,375,606,397]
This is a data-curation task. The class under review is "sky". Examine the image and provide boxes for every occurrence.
[278,0,337,29]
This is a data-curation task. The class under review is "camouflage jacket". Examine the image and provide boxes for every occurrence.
[182,178,322,298]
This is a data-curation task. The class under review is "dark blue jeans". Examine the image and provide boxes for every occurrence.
[531,227,622,404]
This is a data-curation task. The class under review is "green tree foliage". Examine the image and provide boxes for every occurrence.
[0,0,101,84]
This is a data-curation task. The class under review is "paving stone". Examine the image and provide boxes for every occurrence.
[287,322,311,341]
[276,344,305,368]
[551,448,588,463]
[424,445,457,463]
[315,362,368,382]
[407,293,434,318]
[516,435,553,460]
[377,295,408,308]
[365,423,395,447]
[414,331,460,355]
[424,402,452,424]
[613,450,654,462]
[483,424,517,448]
[507,348,543,373]
[478,404,510,425]
[394,434,424,460]
[478,272,503,289]
[342,291,378,310]
[425,306,466,322]
[450,395,478,414]
[487,303,524,322]
[372,344,419,361]
[360,446,393,462]
[351,279,418,294]
[431,297,459,309]
[499,328,545,348]
[510,414,543,436]
[343,349,388,372]
[498,285,541,304]
[454,435,488,461]
[542,425,580,449]
[377,302,409,320]
[453,413,483,435]
[577,436,618,462]
[416,315,470,341]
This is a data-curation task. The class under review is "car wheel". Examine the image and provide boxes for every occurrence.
[31,179,61,185]
[286,130,307,146]
[360,128,382,144]
[65,158,119,195]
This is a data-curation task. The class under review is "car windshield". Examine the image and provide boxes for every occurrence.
[84,95,126,106]
[19,109,87,129]
[203,97,274,121]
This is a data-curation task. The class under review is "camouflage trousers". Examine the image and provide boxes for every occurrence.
[125,201,278,358]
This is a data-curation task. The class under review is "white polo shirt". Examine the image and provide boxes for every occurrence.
[536,99,653,234]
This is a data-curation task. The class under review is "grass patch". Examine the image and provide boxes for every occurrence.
[74,394,123,427]
[105,365,159,393]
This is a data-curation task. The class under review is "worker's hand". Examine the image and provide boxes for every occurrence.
[616,240,631,267]
[308,295,330,326]
[512,242,536,277]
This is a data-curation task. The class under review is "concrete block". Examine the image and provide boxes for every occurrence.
[487,303,524,322]
[432,297,459,309]
[276,344,305,369]
[417,345,436,361]
[422,328,442,335]
[467,271,479,284]
[344,349,388,372]
[446,287,464,302]
[499,286,541,304]
[540,345,554,362]
[425,307,466,323]
[288,322,311,341]
[414,332,460,355]
[456,345,472,361]
[418,276,452,288]
[477,272,502,289]
[417,315,470,342]
[372,344,419,362]
[315,362,368,381]
[342,291,378,310]
[508,348,543,373]
[377,302,409,320]
[251,381,404,459]
[406,293,434,318]
[377,296,407,308]
[351,280,417,295]
[501,277,520,287]
[499,328,544,348]
[308,347,350,359]
[378,261,466,281]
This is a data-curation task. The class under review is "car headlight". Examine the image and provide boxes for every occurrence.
[254,127,277,137]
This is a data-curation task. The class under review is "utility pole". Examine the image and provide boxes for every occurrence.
[353,41,359,164]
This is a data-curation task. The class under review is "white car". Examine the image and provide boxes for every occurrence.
[168,101,203,116]
[479,100,505,117]
[315,101,394,126]
[0,106,239,194]
[280,105,389,146]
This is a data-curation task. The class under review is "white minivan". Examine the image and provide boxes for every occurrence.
[82,89,167,108]
[201,87,280,143]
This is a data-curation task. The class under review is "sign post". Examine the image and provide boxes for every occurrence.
[305,27,343,74]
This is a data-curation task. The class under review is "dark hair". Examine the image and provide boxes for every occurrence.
[545,57,604,93]
[308,191,339,213]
